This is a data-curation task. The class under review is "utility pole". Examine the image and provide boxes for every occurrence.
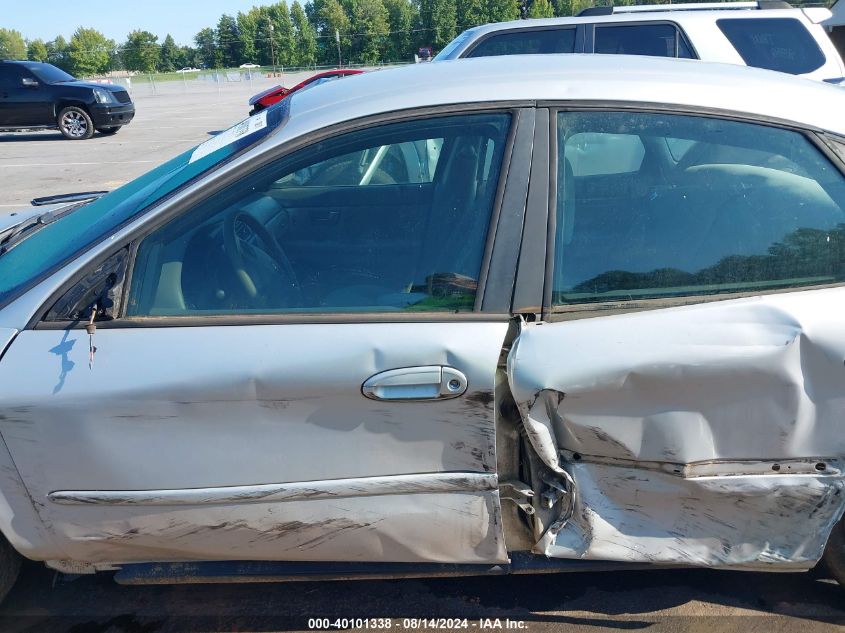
[335,29,342,68]
[268,19,278,76]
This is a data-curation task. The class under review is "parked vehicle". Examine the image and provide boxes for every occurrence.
[239,63,261,69]
[248,69,364,114]
[1,55,845,600]
[0,61,135,140]
[434,1,845,82]
[175,67,200,73]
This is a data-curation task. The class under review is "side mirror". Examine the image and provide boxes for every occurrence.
[21,77,38,88]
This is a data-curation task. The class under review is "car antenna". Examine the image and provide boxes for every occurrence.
[86,305,98,369]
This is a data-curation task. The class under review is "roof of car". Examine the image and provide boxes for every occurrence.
[451,6,814,35]
[278,54,845,143]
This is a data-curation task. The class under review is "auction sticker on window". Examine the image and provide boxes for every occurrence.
[190,109,268,163]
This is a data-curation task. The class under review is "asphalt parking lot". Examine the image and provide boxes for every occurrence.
[0,73,295,212]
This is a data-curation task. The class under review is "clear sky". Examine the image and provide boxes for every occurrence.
[4,0,267,46]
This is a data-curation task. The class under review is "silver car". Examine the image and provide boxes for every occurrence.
[0,54,844,599]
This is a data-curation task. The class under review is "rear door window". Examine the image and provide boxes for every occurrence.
[594,23,693,58]
[553,111,845,309]
[717,18,825,74]
[466,28,577,57]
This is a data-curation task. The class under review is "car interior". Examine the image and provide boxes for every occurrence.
[126,113,511,316]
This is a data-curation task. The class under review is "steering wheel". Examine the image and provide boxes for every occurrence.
[222,210,301,307]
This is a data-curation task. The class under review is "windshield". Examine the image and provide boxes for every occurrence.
[27,63,76,84]
[0,103,288,308]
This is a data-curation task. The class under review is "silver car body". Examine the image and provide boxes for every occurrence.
[1,55,845,578]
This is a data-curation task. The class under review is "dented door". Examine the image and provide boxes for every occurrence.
[506,109,845,569]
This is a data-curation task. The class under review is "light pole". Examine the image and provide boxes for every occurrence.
[335,29,342,68]
[268,19,278,76]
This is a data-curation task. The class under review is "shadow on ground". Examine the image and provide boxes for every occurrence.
[0,561,843,632]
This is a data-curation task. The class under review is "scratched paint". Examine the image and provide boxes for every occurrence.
[49,472,498,506]
[0,321,509,565]
[46,492,506,564]
[508,287,845,567]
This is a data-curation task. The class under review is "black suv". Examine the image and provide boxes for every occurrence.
[0,61,135,140]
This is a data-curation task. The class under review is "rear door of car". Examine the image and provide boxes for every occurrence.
[508,104,845,568]
[0,105,537,568]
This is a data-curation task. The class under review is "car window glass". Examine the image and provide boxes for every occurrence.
[553,111,845,308]
[466,29,577,57]
[26,63,75,84]
[0,66,22,89]
[594,23,681,58]
[434,28,481,60]
[677,35,694,59]
[566,132,644,176]
[275,138,443,187]
[127,113,511,316]
[717,18,825,75]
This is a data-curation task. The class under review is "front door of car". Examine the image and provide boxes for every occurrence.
[0,67,47,126]
[509,108,845,568]
[0,109,528,566]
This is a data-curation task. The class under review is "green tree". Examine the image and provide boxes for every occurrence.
[47,36,70,70]
[352,0,390,64]
[487,0,521,21]
[269,2,296,67]
[237,11,259,64]
[216,14,243,67]
[552,0,591,16]
[0,28,26,60]
[177,45,199,68]
[457,0,487,28]
[68,27,111,76]
[317,0,352,65]
[123,30,160,72]
[195,27,221,68]
[27,39,49,62]
[529,0,555,18]
[292,1,318,67]
[159,34,179,71]
[384,0,417,60]
[421,0,457,49]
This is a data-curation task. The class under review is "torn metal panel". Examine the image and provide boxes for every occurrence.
[49,472,498,506]
[539,462,845,568]
[507,288,845,567]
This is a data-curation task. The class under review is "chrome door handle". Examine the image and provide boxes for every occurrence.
[362,366,468,401]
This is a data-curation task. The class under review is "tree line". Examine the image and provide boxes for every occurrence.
[0,0,830,75]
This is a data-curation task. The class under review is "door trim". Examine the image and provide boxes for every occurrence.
[49,472,499,506]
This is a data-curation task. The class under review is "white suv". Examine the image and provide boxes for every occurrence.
[434,1,845,82]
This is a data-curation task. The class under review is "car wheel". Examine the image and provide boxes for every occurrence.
[57,106,94,140]
[96,126,121,135]
[0,536,21,604]
[823,515,845,590]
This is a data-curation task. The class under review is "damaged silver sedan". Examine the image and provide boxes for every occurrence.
[0,54,844,598]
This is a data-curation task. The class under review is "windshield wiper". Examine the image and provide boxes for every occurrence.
[31,191,107,206]
[0,212,56,256]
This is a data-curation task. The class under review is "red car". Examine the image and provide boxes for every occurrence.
[248,69,364,115]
